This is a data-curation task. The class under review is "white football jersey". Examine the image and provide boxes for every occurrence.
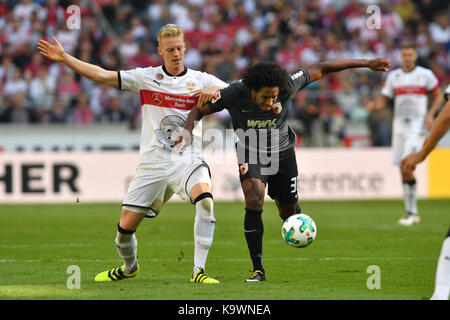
[445,84,450,101]
[119,65,228,163]
[381,66,439,134]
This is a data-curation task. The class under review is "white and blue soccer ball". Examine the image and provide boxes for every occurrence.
[281,213,317,248]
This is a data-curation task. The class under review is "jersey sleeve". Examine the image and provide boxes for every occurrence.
[201,72,229,89]
[285,68,311,93]
[207,82,239,113]
[380,72,394,98]
[426,70,439,93]
[118,68,145,93]
[445,84,450,101]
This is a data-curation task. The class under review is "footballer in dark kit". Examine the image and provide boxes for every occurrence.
[177,58,390,282]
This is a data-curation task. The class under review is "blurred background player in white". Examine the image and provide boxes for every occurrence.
[376,42,443,226]
[402,84,450,300]
[37,24,227,284]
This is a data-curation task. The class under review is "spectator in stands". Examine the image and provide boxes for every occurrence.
[70,93,93,124]
[429,12,450,45]
[13,0,41,21]
[103,96,127,123]
[334,78,362,119]
[365,97,392,147]
[25,52,43,78]
[119,30,140,65]
[29,65,57,109]
[57,71,81,108]
[0,92,37,123]
[293,91,320,147]
[321,100,346,147]
[0,56,16,87]
[46,97,67,123]
[3,68,27,97]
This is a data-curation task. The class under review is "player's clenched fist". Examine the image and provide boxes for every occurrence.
[368,58,390,72]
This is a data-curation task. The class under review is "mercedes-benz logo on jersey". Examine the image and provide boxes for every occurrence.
[155,115,186,150]
[152,93,163,106]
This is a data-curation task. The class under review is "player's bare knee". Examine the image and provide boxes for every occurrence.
[120,206,146,230]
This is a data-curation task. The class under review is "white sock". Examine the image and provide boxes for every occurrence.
[193,196,215,275]
[402,181,418,215]
[431,235,450,300]
[115,231,138,275]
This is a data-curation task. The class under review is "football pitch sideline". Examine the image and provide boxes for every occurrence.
[0,199,448,300]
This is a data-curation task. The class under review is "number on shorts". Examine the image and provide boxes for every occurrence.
[290,177,298,194]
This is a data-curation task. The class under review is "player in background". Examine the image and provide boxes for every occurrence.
[402,84,450,300]
[37,24,228,284]
[376,43,443,226]
[175,58,390,282]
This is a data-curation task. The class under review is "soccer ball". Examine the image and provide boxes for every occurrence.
[281,213,317,248]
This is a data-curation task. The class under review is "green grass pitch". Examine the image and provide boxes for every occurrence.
[0,199,448,300]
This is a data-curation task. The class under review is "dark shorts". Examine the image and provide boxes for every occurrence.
[237,146,299,204]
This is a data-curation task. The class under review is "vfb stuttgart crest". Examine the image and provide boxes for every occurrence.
[272,102,282,114]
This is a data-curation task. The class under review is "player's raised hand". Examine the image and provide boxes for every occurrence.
[368,58,390,72]
[37,36,65,62]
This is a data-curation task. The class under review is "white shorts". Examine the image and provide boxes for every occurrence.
[392,132,426,166]
[123,149,211,217]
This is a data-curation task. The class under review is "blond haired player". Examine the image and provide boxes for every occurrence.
[402,85,450,300]
[37,24,227,283]
[376,43,443,226]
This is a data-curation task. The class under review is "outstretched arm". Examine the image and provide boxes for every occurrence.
[305,58,390,83]
[37,36,119,87]
[402,99,450,173]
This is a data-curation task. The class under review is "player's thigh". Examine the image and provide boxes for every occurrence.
[237,158,268,210]
[168,156,212,203]
[122,164,169,218]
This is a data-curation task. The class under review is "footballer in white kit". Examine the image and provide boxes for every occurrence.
[378,43,443,226]
[119,64,226,213]
[37,24,227,283]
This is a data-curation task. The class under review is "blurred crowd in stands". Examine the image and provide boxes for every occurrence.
[0,0,449,147]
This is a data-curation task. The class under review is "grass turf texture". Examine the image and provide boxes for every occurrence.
[0,199,448,300]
